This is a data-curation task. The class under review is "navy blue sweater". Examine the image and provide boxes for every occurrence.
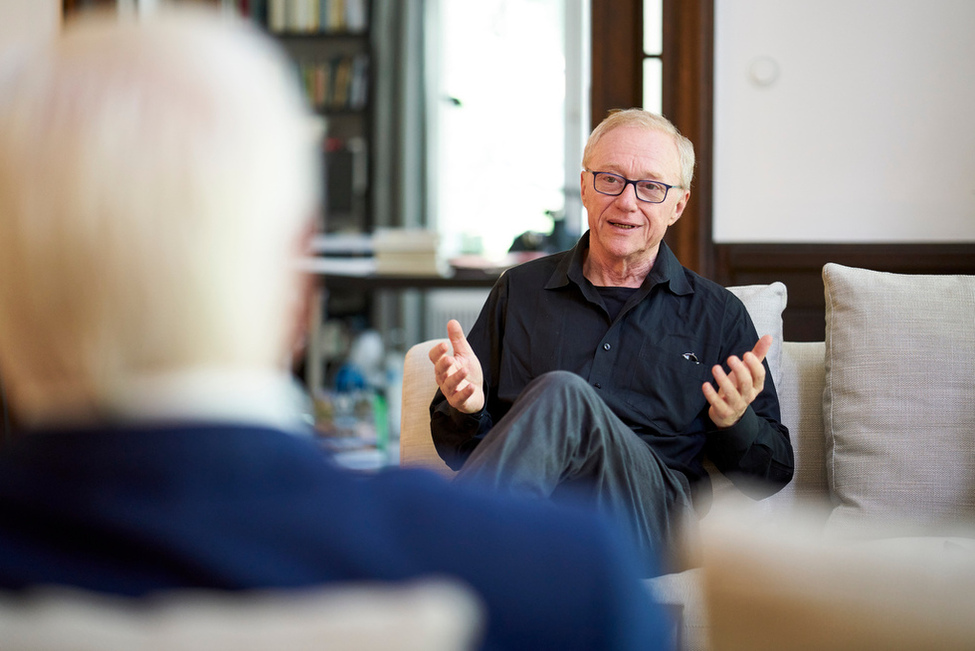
[0,423,671,651]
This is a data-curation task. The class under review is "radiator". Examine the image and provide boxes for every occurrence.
[422,288,491,342]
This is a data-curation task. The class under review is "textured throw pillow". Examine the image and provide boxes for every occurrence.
[726,282,787,389]
[823,263,975,535]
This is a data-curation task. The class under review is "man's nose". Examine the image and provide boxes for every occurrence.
[615,181,640,206]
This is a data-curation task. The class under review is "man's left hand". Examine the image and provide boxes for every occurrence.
[702,335,772,429]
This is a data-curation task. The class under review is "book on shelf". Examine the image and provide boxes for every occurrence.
[265,0,369,34]
[324,136,368,232]
[299,54,368,112]
[310,232,373,256]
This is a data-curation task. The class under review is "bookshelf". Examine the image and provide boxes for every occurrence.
[63,0,374,245]
[251,2,382,436]
[239,0,373,236]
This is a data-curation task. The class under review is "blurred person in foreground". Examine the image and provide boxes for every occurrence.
[430,109,794,575]
[0,9,672,650]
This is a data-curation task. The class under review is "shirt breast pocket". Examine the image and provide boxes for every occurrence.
[621,335,712,435]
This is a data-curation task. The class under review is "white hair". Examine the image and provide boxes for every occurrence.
[0,8,320,420]
[582,108,696,190]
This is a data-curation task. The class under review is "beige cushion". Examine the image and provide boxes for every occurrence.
[399,338,453,476]
[760,341,830,517]
[0,579,484,651]
[725,282,787,388]
[823,263,975,535]
[700,507,975,651]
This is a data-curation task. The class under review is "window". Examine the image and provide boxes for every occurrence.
[642,0,662,113]
[430,0,589,262]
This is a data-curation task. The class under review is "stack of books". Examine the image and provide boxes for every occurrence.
[373,229,445,276]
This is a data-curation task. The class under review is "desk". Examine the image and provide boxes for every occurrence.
[298,256,503,289]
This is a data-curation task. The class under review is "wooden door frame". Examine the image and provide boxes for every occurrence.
[590,0,714,277]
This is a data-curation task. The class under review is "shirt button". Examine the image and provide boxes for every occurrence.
[603,343,611,351]
[594,383,602,389]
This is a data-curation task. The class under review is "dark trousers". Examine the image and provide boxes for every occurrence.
[456,371,693,575]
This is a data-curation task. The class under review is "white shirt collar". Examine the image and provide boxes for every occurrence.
[102,367,312,434]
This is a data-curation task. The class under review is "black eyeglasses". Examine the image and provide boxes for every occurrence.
[585,170,682,204]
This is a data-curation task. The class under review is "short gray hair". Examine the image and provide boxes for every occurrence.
[582,108,696,189]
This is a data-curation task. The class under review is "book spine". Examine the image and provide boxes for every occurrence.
[268,0,286,32]
[345,0,367,32]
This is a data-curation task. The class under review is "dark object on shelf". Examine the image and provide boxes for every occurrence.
[508,211,575,255]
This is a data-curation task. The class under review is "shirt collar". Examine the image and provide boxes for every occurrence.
[16,367,312,434]
[546,232,589,289]
[547,231,693,296]
[103,367,310,433]
[646,239,693,296]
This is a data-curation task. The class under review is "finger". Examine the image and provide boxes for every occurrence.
[434,352,469,389]
[711,363,742,405]
[701,380,721,406]
[750,334,773,363]
[449,380,475,405]
[726,355,753,392]
[440,363,470,396]
[727,357,761,406]
[446,319,473,355]
[702,381,736,424]
[428,338,452,365]
[741,352,766,393]
[430,346,453,378]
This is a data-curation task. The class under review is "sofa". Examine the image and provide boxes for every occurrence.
[399,263,975,650]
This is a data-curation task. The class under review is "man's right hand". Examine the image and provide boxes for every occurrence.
[428,319,485,414]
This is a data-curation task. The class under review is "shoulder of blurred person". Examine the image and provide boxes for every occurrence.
[0,420,672,651]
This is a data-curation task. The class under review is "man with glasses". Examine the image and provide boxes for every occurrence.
[429,109,794,575]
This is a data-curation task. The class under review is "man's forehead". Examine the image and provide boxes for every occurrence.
[590,127,680,177]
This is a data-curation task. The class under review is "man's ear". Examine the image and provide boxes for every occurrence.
[286,218,318,369]
[669,189,691,226]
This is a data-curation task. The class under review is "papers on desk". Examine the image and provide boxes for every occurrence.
[373,228,446,276]
[296,256,377,275]
[305,229,447,277]
[310,232,373,256]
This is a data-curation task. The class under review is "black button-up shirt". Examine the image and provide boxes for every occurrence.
[431,234,794,498]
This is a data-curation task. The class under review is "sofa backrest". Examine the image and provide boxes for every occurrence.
[0,579,484,651]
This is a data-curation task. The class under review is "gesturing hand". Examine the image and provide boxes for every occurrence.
[702,334,772,429]
[428,319,485,414]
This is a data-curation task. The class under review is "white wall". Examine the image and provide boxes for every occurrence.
[0,0,59,56]
[713,0,975,243]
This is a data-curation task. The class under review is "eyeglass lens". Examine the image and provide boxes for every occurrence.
[593,172,668,203]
